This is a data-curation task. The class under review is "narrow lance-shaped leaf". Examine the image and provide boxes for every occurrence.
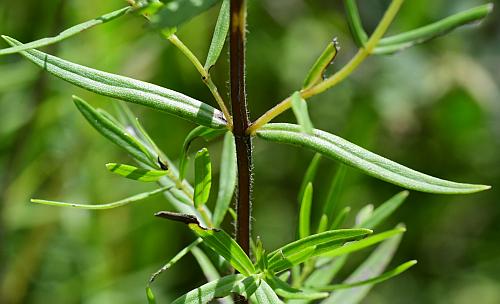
[374,4,494,55]
[179,126,225,181]
[267,275,328,300]
[291,92,314,134]
[322,228,405,304]
[343,0,368,47]
[299,183,313,239]
[172,274,259,304]
[106,163,168,182]
[149,238,202,283]
[73,96,157,167]
[213,132,237,226]
[303,38,340,89]
[355,204,374,227]
[322,164,346,225]
[256,123,490,194]
[194,148,212,209]
[189,224,255,276]
[0,7,130,56]
[319,260,417,291]
[31,186,170,210]
[358,191,408,229]
[2,36,227,129]
[146,287,157,304]
[204,0,230,70]
[151,0,220,29]
[330,206,351,230]
[191,246,220,282]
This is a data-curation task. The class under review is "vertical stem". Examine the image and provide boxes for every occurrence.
[230,0,251,257]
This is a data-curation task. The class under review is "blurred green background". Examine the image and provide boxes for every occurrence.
[0,0,499,303]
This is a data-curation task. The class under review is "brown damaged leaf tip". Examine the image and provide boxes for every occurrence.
[154,211,199,225]
[157,156,169,171]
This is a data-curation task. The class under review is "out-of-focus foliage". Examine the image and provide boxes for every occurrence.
[0,0,498,303]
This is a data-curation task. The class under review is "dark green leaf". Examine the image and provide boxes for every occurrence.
[189,224,255,276]
[256,123,490,194]
[0,7,130,56]
[194,148,212,208]
[106,163,168,182]
[204,0,230,70]
[152,0,220,29]
[2,36,227,129]
[343,0,368,47]
[213,132,237,226]
[291,92,314,134]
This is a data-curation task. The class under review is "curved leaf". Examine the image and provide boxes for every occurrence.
[303,39,340,89]
[106,163,168,182]
[204,0,230,70]
[0,7,130,56]
[256,123,490,194]
[2,36,227,129]
[291,92,314,134]
[343,0,368,47]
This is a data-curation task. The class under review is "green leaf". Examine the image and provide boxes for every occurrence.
[0,7,130,56]
[322,227,405,258]
[304,255,348,288]
[291,92,314,134]
[106,163,168,182]
[179,126,226,181]
[267,275,328,300]
[303,39,340,89]
[299,183,313,239]
[31,186,170,210]
[322,164,346,224]
[358,191,408,229]
[191,246,220,282]
[316,214,329,234]
[322,229,405,304]
[355,204,374,227]
[172,274,259,304]
[252,280,284,304]
[188,224,255,276]
[149,238,202,283]
[194,148,212,209]
[213,132,237,226]
[267,229,372,272]
[146,286,157,304]
[330,206,351,230]
[256,123,490,194]
[298,153,321,204]
[2,36,227,129]
[204,0,230,70]
[152,0,220,29]
[319,260,417,291]
[73,96,156,167]
[343,0,368,47]
[374,4,494,55]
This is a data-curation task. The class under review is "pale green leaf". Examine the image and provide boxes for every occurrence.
[194,148,212,208]
[204,0,230,70]
[188,224,255,276]
[252,280,284,304]
[316,214,329,234]
[322,164,346,225]
[320,260,417,291]
[291,92,314,134]
[106,163,168,182]
[322,229,405,304]
[31,186,170,210]
[0,7,130,56]
[355,204,373,227]
[191,246,220,282]
[256,123,490,194]
[267,275,328,300]
[213,132,237,226]
[74,96,157,167]
[2,36,227,129]
[298,153,321,204]
[299,183,313,239]
[303,39,340,89]
[172,274,259,304]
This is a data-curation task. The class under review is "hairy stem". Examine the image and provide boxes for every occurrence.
[230,0,251,261]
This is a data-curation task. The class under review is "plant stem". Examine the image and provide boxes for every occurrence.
[165,33,233,129]
[247,0,404,135]
[230,0,251,258]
